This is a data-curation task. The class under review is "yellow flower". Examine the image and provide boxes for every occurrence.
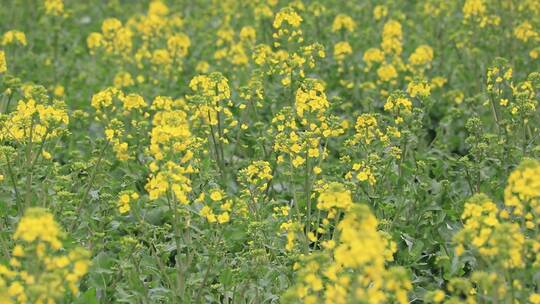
[377,64,398,82]
[148,0,169,16]
[217,212,230,224]
[152,49,172,66]
[332,14,355,33]
[14,208,62,249]
[2,30,27,46]
[407,80,431,98]
[334,41,352,62]
[292,155,306,167]
[455,244,465,256]
[373,5,388,20]
[381,20,402,56]
[44,0,64,16]
[0,50,7,73]
[273,8,302,29]
[210,190,223,201]
[12,245,24,257]
[123,94,146,111]
[504,158,540,217]
[317,182,352,211]
[3,208,90,302]
[240,161,273,188]
[167,33,191,57]
[363,48,385,65]
[240,26,256,43]
[295,79,329,117]
[431,77,447,88]
[113,71,134,88]
[196,61,210,73]
[87,32,104,52]
[53,85,65,97]
[514,21,538,42]
[530,293,540,304]
[8,281,24,297]
[432,290,445,302]
[200,206,217,223]
[463,0,486,19]
[42,151,52,160]
[118,191,137,214]
[287,203,411,303]
[145,97,194,203]
[408,45,434,66]
[353,114,380,145]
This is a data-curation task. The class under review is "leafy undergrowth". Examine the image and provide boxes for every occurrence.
[1,0,540,303]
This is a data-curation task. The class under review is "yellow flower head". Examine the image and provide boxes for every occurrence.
[0,50,6,73]
[44,0,64,16]
[273,7,302,29]
[332,14,356,33]
[2,30,27,46]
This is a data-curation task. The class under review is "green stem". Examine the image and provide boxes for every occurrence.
[168,191,185,303]
[194,231,219,303]
[24,118,35,207]
[73,140,110,228]
[4,150,23,215]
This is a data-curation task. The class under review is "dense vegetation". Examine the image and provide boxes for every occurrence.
[1,0,540,303]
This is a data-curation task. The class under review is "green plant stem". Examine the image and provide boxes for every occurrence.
[304,156,312,236]
[73,140,109,229]
[4,150,23,215]
[24,119,35,207]
[194,230,219,303]
[0,222,10,259]
[168,191,185,303]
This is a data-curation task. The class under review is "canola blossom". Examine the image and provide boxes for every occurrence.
[1,0,540,303]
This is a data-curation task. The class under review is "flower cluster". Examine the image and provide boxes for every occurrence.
[91,87,148,161]
[189,72,233,126]
[273,7,303,45]
[431,159,540,303]
[3,0,540,302]
[87,18,133,58]
[0,208,90,303]
[454,194,524,268]
[43,0,65,17]
[384,93,413,124]
[2,31,27,47]
[238,160,273,194]
[198,188,232,224]
[504,158,540,224]
[0,87,69,143]
[462,0,500,28]
[146,97,196,204]
[117,190,139,214]
[285,201,411,304]
[88,1,189,83]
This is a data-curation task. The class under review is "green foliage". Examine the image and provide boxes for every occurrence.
[1,0,540,303]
